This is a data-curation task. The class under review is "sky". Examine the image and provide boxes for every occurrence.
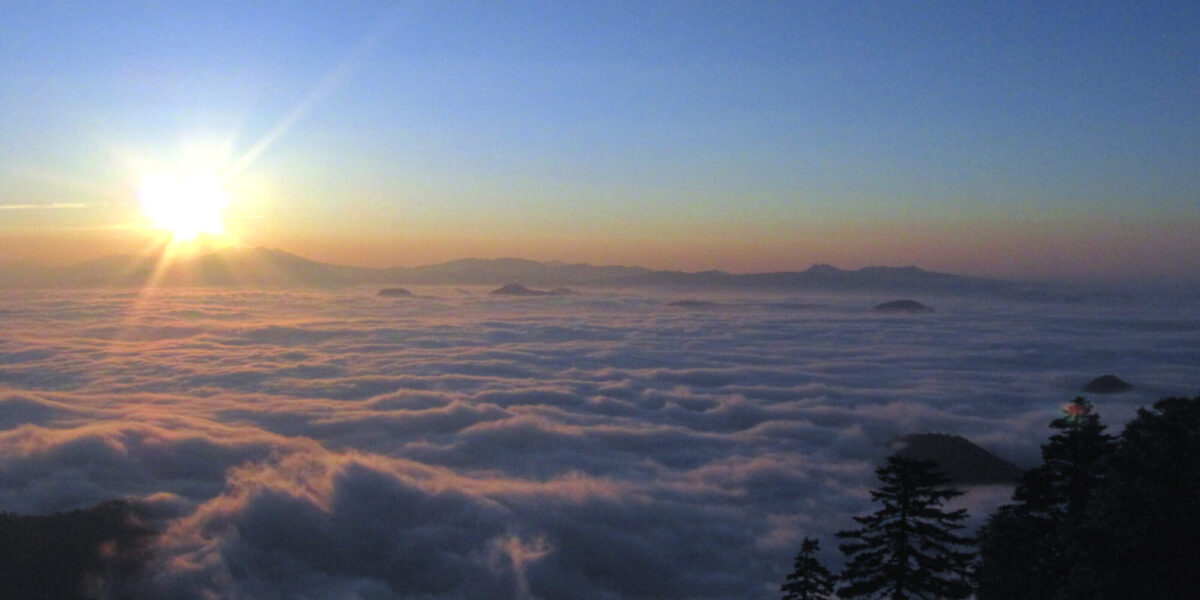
[2,1,1198,283]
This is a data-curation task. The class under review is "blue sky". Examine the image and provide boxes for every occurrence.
[2,1,1198,282]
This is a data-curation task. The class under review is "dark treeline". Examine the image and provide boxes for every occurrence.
[783,393,1200,599]
[0,500,154,600]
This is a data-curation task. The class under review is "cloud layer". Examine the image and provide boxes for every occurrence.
[0,287,1196,598]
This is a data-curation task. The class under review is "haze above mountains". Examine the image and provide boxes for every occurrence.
[0,246,1128,299]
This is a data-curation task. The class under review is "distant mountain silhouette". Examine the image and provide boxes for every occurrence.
[638,264,987,292]
[1083,374,1132,394]
[385,258,652,286]
[871,299,935,314]
[667,299,722,309]
[2,247,1037,295]
[889,433,1024,485]
[2,247,375,288]
[488,283,573,296]
[377,287,414,297]
[54,253,162,287]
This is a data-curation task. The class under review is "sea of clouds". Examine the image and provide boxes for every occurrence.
[0,286,1196,599]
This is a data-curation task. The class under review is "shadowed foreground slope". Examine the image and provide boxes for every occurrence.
[0,501,154,600]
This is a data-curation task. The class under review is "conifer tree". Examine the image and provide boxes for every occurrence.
[1018,397,1116,518]
[1061,394,1200,599]
[781,537,835,600]
[976,397,1115,599]
[836,456,973,599]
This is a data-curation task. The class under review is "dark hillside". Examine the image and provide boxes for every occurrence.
[0,501,155,600]
[889,433,1024,485]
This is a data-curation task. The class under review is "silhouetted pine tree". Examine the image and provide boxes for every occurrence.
[976,397,1115,600]
[836,456,973,599]
[1061,394,1200,599]
[781,537,835,600]
[1021,398,1117,518]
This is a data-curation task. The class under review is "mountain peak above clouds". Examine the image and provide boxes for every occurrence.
[889,433,1024,485]
[804,263,841,274]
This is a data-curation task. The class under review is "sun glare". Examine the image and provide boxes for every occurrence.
[139,173,230,242]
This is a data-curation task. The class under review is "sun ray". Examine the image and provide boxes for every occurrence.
[219,7,403,186]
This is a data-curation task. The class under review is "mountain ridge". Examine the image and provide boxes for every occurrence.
[0,246,1029,294]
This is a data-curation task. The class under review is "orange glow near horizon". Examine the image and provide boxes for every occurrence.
[1,210,1196,286]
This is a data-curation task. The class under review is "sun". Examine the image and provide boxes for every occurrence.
[139,172,230,242]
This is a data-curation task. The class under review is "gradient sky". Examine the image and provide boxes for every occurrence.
[2,1,1198,283]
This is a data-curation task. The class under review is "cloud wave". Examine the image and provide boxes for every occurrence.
[0,287,1196,597]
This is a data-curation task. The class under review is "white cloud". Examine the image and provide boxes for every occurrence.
[0,288,1196,597]
[0,203,88,210]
